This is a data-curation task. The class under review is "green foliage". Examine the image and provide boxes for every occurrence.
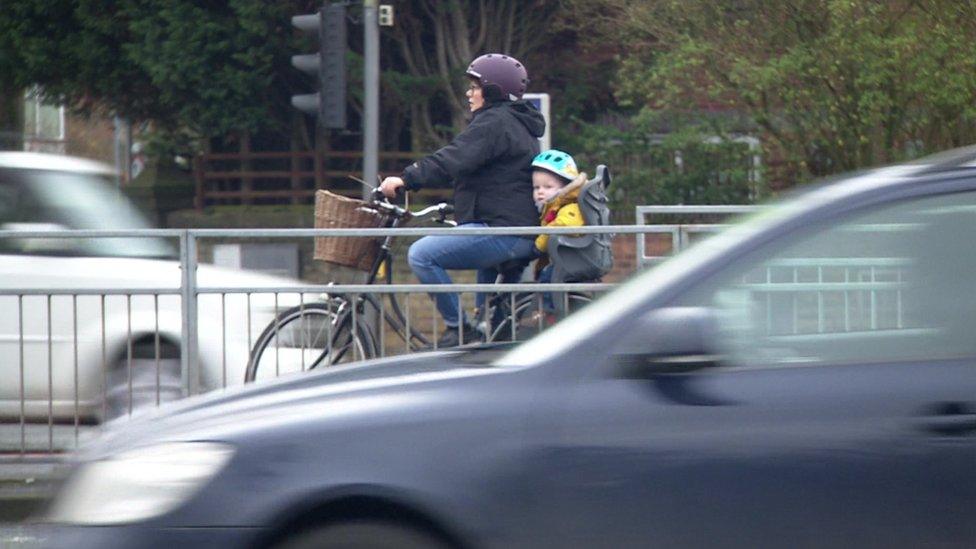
[9,0,973,202]
[0,0,308,151]
[562,114,763,214]
[613,0,976,182]
[380,68,441,109]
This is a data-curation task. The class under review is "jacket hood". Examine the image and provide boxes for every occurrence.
[501,100,546,138]
[541,172,588,216]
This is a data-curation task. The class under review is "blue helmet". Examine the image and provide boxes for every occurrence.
[531,149,579,181]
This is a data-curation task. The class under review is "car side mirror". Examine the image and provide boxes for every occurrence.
[614,307,722,377]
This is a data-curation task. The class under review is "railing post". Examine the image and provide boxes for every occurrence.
[240,132,253,206]
[179,231,200,396]
[635,207,645,269]
[314,131,326,189]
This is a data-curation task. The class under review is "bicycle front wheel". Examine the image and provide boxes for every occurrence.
[245,302,376,383]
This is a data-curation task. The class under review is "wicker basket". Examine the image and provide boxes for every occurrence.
[313,190,389,271]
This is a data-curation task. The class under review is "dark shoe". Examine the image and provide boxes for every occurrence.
[435,323,482,348]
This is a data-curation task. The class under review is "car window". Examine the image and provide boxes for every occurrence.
[0,174,47,224]
[683,191,976,367]
[0,168,175,258]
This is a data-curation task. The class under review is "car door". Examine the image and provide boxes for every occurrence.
[541,189,976,548]
[0,169,143,422]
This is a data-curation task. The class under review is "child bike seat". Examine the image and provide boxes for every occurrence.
[548,165,614,283]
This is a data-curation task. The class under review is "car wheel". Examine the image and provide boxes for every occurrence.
[274,521,450,549]
[103,340,182,421]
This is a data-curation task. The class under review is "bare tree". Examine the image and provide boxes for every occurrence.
[389,0,555,148]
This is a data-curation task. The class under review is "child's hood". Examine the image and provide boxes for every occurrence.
[542,172,588,212]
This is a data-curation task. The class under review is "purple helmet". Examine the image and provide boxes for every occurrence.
[465,53,529,101]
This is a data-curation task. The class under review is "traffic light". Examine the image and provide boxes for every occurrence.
[291,3,347,129]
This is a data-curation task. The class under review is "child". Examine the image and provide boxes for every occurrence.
[530,149,587,317]
[532,148,587,259]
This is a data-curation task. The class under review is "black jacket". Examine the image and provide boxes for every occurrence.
[402,100,546,228]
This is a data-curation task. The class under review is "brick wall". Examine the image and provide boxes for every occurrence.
[605,233,673,282]
[65,115,115,166]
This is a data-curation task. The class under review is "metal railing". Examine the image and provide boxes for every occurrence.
[634,205,917,344]
[0,207,923,464]
[635,204,761,266]
[742,258,910,338]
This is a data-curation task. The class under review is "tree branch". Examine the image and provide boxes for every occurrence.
[504,0,515,53]
[473,0,488,52]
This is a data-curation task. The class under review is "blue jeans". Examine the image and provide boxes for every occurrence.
[408,223,536,327]
[538,263,555,312]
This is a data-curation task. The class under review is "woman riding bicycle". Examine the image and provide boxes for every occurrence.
[380,53,545,348]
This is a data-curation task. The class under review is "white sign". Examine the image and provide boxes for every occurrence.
[523,93,551,151]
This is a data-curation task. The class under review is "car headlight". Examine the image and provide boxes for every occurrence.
[47,442,235,525]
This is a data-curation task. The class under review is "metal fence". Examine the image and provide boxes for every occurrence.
[635,206,903,334]
[635,204,760,266]
[0,204,920,472]
[740,257,910,339]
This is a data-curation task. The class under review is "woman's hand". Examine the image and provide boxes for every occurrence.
[379,177,405,199]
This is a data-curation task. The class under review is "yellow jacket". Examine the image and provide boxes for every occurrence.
[535,173,587,253]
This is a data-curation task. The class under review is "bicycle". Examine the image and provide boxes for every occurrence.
[243,190,594,383]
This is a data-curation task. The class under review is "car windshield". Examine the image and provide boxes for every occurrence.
[0,168,176,258]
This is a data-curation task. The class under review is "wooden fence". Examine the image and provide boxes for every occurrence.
[193,149,430,209]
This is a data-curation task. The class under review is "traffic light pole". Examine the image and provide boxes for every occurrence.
[363,0,379,199]
[293,1,376,198]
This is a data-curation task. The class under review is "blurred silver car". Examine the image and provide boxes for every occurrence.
[0,152,300,423]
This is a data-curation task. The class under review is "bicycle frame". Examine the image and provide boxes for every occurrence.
[245,164,625,380]
[355,209,433,349]
[248,194,594,381]
[365,213,403,285]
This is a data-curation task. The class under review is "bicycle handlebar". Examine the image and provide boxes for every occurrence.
[368,188,454,225]
[413,203,455,223]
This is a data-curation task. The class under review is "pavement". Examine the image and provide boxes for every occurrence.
[0,424,84,549]
[1,498,47,548]
[0,524,44,548]
[0,483,50,548]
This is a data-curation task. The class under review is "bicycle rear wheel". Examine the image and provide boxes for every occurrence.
[245,302,376,383]
[487,291,593,342]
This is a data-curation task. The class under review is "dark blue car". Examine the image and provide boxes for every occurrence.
[41,149,976,548]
